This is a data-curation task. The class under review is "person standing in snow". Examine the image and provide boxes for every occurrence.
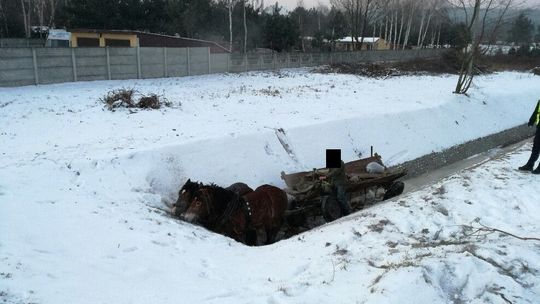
[519,100,540,174]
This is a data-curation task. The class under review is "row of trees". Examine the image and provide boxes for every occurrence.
[0,0,538,53]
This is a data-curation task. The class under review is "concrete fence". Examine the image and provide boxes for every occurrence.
[0,47,446,87]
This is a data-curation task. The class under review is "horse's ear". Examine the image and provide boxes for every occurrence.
[187,178,191,183]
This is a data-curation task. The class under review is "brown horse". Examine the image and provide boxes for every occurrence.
[181,184,287,245]
[171,179,253,217]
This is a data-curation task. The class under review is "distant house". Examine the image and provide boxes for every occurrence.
[69,29,229,53]
[335,37,390,51]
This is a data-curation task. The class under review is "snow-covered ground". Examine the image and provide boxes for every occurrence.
[1,69,539,303]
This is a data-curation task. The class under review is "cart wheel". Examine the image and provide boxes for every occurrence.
[322,195,343,222]
[383,181,405,200]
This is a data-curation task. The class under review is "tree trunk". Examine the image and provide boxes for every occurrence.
[436,23,441,47]
[384,15,388,41]
[397,5,404,49]
[388,13,393,49]
[393,10,398,49]
[243,0,247,54]
[228,0,233,52]
[21,0,30,38]
[420,10,432,48]
[48,0,56,28]
[402,2,415,50]
[417,9,425,47]
[372,23,376,50]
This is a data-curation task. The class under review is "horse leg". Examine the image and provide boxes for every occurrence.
[265,228,277,245]
[265,224,284,244]
[245,229,257,246]
[256,228,267,246]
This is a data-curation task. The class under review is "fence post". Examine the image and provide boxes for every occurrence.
[286,53,290,68]
[136,46,141,79]
[259,54,263,70]
[186,47,191,76]
[207,47,211,74]
[163,47,168,77]
[32,48,39,85]
[273,53,276,70]
[106,47,112,80]
[244,53,248,72]
[309,53,313,66]
[71,48,77,82]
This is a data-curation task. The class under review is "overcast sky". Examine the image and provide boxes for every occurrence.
[276,0,540,10]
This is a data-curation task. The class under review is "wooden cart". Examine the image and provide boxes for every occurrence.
[281,154,407,225]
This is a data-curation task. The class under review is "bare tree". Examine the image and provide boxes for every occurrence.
[331,0,377,50]
[227,0,237,52]
[357,0,374,49]
[449,0,516,94]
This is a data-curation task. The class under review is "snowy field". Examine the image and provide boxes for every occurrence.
[1,69,540,303]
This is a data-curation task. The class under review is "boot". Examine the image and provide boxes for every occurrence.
[533,166,540,175]
[519,163,534,171]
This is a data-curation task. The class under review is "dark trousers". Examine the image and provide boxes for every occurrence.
[526,127,540,166]
[334,184,351,215]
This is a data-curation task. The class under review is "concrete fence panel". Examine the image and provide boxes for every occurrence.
[229,54,246,73]
[210,53,228,74]
[140,47,166,79]
[35,48,73,84]
[166,47,188,77]
[246,54,261,71]
[74,48,108,82]
[274,54,288,69]
[0,48,35,87]
[108,47,138,80]
[188,47,209,76]
[261,54,274,70]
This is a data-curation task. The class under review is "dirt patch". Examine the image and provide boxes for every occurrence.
[481,55,540,72]
[315,51,538,78]
[315,53,459,78]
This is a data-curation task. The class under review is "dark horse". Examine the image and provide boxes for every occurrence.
[181,184,288,245]
[171,179,253,217]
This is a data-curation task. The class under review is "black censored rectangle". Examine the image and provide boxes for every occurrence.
[326,149,341,168]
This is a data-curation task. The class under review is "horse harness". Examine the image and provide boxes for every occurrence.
[243,199,253,228]
[214,194,253,229]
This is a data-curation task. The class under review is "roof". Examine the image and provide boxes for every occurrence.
[337,37,381,43]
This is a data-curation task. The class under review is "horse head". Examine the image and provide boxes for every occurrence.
[181,188,215,223]
[171,179,201,216]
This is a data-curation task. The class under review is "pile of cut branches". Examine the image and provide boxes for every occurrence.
[101,88,171,111]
